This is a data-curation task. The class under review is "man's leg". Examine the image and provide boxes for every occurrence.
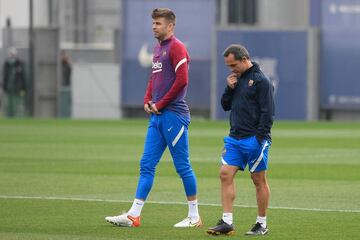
[245,137,270,235]
[13,94,23,117]
[207,136,243,236]
[168,127,197,199]
[6,94,15,117]
[105,116,166,227]
[206,165,238,236]
[134,121,166,201]
[170,137,201,228]
[162,112,201,227]
[220,165,239,214]
[243,170,270,235]
[251,171,270,218]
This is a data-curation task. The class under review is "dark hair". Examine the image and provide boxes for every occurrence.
[152,8,176,24]
[223,44,250,60]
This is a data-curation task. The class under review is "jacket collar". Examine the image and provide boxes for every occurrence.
[160,35,174,46]
[242,61,260,77]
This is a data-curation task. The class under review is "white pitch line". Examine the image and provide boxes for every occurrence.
[0,195,359,213]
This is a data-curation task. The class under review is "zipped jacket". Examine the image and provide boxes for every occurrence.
[221,62,275,143]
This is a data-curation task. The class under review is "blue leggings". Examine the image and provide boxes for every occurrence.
[135,111,197,200]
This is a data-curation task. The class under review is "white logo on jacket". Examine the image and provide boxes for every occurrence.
[152,61,162,73]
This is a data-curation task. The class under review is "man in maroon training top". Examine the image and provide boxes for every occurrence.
[106,8,202,228]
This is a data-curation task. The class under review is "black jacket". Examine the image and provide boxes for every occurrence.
[221,62,275,143]
[3,59,26,94]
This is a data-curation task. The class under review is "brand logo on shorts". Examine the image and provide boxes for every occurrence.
[222,148,226,157]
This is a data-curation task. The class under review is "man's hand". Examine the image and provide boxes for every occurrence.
[144,101,161,115]
[150,103,161,115]
[144,103,152,114]
[227,73,238,89]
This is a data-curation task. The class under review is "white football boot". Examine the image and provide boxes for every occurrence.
[105,213,141,227]
[174,216,203,227]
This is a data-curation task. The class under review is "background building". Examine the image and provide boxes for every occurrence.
[1,0,359,120]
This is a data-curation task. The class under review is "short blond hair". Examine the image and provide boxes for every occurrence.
[152,8,176,25]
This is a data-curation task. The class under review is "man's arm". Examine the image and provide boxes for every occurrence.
[144,76,153,104]
[221,74,237,111]
[221,86,234,111]
[3,62,9,92]
[153,42,189,111]
[143,76,153,114]
[255,78,275,143]
[19,61,27,91]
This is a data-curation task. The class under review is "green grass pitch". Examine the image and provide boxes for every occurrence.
[0,119,359,239]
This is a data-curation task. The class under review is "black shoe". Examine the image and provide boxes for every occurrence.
[206,219,235,236]
[245,222,269,236]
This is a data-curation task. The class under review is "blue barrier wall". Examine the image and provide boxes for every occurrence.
[320,0,360,110]
[215,30,309,120]
[121,0,215,110]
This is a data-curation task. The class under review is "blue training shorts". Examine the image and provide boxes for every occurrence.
[221,136,270,173]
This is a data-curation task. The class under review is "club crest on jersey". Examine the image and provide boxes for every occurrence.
[162,51,167,57]
[248,79,254,87]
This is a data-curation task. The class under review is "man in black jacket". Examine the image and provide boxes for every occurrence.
[2,47,27,117]
[207,44,275,236]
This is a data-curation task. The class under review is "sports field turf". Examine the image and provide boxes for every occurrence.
[0,119,359,239]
